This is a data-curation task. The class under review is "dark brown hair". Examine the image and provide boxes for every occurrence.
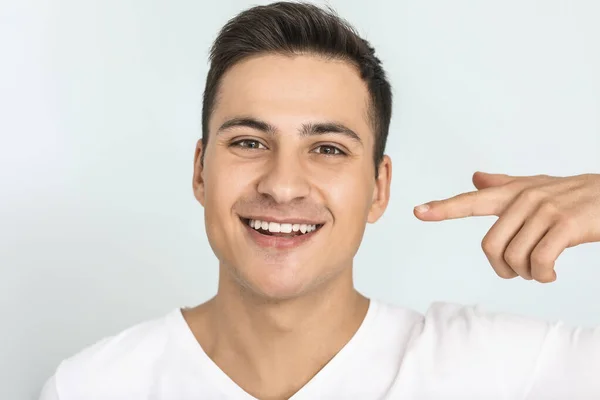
[201,1,393,176]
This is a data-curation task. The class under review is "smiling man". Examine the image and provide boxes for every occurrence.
[40,2,600,399]
[198,51,388,304]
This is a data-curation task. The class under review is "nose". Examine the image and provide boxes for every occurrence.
[256,151,311,204]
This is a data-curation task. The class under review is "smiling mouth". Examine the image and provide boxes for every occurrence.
[240,217,324,237]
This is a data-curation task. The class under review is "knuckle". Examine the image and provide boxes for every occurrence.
[481,236,498,255]
[530,249,551,268]
[518,188,543,204]
[503,248,521,267]
[538,200,561,215]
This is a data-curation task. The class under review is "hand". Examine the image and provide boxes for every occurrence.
[414,172,600,283]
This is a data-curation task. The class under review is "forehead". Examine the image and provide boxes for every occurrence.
[210,54,373,141]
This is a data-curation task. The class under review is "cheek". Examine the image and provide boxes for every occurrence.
[315,163,374,213]
[201,160,256,261]
[317,171,374,228]
[316,173,373,264]
[203,159,251,224]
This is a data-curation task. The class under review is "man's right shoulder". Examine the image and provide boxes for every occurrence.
[40,308,180,400]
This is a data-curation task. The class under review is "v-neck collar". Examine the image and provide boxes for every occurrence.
[169,299,381,399]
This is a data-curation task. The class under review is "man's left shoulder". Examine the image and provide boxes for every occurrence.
[424,301,557,338]
[408,302,559,375]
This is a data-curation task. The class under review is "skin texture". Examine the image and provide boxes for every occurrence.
[188,53,391,399]
[195,54,391,300]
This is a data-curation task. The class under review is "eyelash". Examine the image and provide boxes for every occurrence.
[229,139,347,156]
[312,145,346,156]
[230,139,267,150]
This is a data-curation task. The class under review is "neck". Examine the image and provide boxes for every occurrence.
[184,264,370,399]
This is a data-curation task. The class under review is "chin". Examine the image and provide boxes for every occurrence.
[230,261,318,301]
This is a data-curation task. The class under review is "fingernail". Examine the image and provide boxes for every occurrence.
[414,204,430,213]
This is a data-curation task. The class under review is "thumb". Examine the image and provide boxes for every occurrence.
[472,171,515,190]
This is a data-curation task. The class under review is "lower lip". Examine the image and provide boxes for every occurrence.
[243,222,321,249]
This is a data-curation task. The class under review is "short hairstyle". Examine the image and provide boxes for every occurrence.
[201,1,393,176]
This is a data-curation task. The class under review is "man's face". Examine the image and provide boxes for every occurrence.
[193,54,391,299]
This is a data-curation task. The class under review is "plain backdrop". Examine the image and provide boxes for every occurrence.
[1,0,599,398]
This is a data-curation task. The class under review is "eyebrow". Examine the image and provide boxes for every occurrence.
[216,116,363,145]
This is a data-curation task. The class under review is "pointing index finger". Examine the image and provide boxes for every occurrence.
[414,186,511,221]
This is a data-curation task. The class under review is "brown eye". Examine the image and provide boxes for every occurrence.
[314,145,345,156]
[231,139,266,150]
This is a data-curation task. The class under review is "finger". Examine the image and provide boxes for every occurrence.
[414,185,513,221]
[472,171,556,190]
[472,172,517,190]
[481,193,540,280]
[503,209,552,281]
[530,222,572,283]
[481,217,519,279]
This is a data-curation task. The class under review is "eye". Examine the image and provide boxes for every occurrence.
[230,139,267,150]
[313,145,345,156]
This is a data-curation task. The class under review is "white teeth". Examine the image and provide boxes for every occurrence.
[280,223,292,233]
[247,219,319,235]
[268,222,281,233]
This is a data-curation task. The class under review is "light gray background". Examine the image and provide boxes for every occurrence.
[1,0,599,398]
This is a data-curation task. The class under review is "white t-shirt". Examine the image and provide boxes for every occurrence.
[39,299,600,399]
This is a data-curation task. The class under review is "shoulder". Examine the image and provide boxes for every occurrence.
[371,299,425,333]
[422,301,555,338]
[411,302,557,363]
[375,300,557,353]
[364,299,425,362]
[43,308,180,399]
[397,302,582,397]
[369,301,600,398]
[370,300,555,357]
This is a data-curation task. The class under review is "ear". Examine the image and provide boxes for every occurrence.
[367,155,392,223]
[192,139,206,207]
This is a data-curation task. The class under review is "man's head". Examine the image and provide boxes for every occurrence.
[193,2,393,300]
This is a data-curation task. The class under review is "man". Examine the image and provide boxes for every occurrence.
[40,2,600,399]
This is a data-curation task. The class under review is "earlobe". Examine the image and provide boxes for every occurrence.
[367,155,392,223]
[193,139,206,206]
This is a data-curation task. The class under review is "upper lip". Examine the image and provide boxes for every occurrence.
[240,215,325,225]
